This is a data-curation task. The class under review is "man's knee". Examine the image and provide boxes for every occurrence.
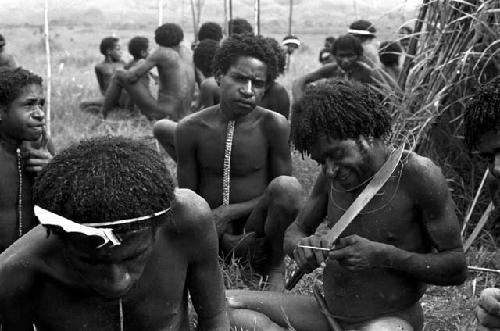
[358,316,413,331]
[267,176,303,210]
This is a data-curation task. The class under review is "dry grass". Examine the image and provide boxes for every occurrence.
[2,4,499,328]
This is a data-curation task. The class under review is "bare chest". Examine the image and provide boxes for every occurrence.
[197,122,268,177]
[326,179,421,246]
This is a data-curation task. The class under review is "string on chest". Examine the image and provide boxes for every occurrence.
[222,120,235,206]
[16,148,23,237]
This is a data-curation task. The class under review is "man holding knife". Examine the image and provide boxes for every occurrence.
[227,79,467,331]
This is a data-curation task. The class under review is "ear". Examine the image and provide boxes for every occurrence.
[357,134,372,151]
[215,74,222,87]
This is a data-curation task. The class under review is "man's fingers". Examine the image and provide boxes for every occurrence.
[328,247,350,260]
[477,305,500,328]
[25,166,43,173]
[480,288,500,316]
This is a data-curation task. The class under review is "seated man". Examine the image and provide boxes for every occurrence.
[173,33,303,290]
[228,79,467,331]
[0,34,16,69]
[95,36,125,95]
[193,39,220,110]
[228,18,254,35]
[103,23,195,121]
[463,79,500,331]
[348,19,381,68]
[379,41,403,82]
[319,36,336,65]
[0,137,229,331]
[0,68,52,254]
[193,22,224,86]
[261,37,290,119]
[292,34,391,102]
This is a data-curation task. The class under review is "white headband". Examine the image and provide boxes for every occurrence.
[34,205,170,248]
[348,29,375,35]
[283,39,301,46]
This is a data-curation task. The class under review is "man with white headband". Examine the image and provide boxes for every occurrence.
[348,19,381,68]
[0,137,229,331]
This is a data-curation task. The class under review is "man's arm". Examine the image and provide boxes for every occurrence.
[266,112,292,179]
[291,64,338,102]
[181,190,230,331]
[125,48,164,83]
[329,155,467,285]
[0,258,35,331]
[284,172,329,272]
[94,65,106,95]
[262,84,290,119]
[196,79,219,111]
[176,117,199,191]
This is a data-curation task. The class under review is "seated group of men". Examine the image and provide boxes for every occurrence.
[0,23,499,331]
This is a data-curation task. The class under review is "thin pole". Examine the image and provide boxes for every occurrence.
[223,0,228,36]
[288,0,293,35]
[254,0,260,35]
[44,0,51,137]
[158,0,163,26]
[190,0,198,43]
[353,0,359,20]
[229,0,233,33]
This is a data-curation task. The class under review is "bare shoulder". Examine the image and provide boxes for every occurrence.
[402,151,450,198]
[255,106,289,134]
[0,226,57,301]
[178,105,218,129]
[170,188,214,235]
[200,77,219,91]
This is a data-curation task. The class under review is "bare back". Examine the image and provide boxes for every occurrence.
[152,46,195,119]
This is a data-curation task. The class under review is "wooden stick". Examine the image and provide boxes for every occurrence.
[158,0,163,26]
[288,0,293,35]
[44,0,51,137]
[464,202,494,252]
[223,0,228,36]
[190,0,198,43]
[462,169,489,237]
[468,266,500,275]
[254,0,260,35]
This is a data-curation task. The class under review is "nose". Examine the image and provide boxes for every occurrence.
[324,158,339,178]
[101,264,132,295]
[240,80,254,98]
[31,106,45,121]
[492,154,500,178]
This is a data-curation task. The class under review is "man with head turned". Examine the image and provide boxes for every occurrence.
[0,68,52,254]
[463,78,500,331]
[227,79,467,331]
[292,34,393,102]
[0,34,16,69]
[161,33,303,291]
[0,137,229,331]
[103,23,195,121]
[95,36,124,95]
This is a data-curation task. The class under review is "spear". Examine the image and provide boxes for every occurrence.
[254,0,260,35]
[158,0,163,26]
[44,0,51,137]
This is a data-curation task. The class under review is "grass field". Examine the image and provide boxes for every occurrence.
[2,22,499,330]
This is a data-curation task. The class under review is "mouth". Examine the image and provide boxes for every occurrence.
[235,100,255,110]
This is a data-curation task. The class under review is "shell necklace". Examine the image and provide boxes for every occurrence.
[222,120,235,205]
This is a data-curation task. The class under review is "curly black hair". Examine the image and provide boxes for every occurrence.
[0,67,42,108]
[332,34,363,56]
[379,41,402,67]
[128,36,148,59]
[99,37,119,55]
[265,37,286,77]
[198,22,223,42]
[229,18,253,35]
[34,136,175,228]
[194,39,219,77]
[464,78,500,150]
[290,79,391,155]
[155,23,184,47]
[213,33,278,84]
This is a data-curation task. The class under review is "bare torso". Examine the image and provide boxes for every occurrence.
[0,144,37,253]
[185,106,273,208]
[0,189,225,331]
[95,62,125,94]
[0,53,16,69]
[323,153,429,319]
[155,46,195,119]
